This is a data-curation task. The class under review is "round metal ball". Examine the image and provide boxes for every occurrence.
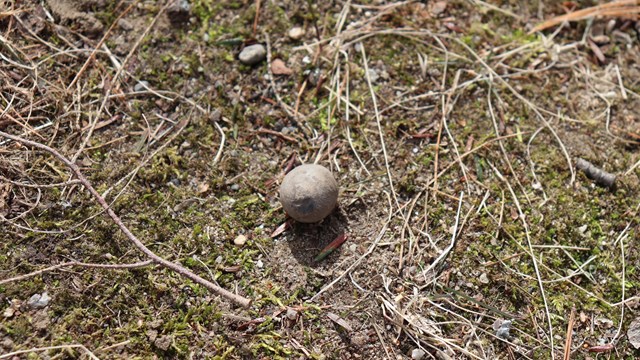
[279,164,338,223]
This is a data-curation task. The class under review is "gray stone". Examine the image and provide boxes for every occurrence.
[288,26,305,40]
[239,44,266,65]
[411,348,426,360]
[234,234,247,246]
[279,164,338,223]
[27,292,50,309]
[286,308,298,320]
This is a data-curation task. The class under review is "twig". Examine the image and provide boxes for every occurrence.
[0,130,252,308]
[563,307,575,360]
[252,0,261,38]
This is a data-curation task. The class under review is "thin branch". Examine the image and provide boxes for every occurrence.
[0,130,252,308]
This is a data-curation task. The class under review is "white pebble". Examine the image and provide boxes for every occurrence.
[239,44,266,65]
[234,234,247,246]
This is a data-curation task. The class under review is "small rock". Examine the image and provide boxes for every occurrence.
[27,292,50,309]
[271,59,293,75]
[230,184,240,191]
[256,260,263,268]
[239,44,266,65]
[286,308,298,320]
[117,19,133,31]
[234,234,247,246]
[366,68,379,83]
[288,26,305,40]
[578,224,588,235]
[479,273,489,284]
[134,81,149,92]
[493,319,512,339]
[411,348,426,360]
[349,244,357,253]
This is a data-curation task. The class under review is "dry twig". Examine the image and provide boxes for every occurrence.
[0,130,252,308]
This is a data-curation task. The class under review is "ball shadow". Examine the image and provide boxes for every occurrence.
[285,207,349,268]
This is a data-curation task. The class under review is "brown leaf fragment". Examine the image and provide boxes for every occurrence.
[271,59,293,75]
[587,38,606,64]
[271,219,293,238]
[327,312,353,332]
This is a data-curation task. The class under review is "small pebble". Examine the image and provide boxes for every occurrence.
[479,273,489,284]
[256,260,263,268]
[288,26,305,40]
[230,184,240,191]
[493,319,512,339]
[234,234,247,246]
[412,348,426,360]
[239,44,266,65]
[117,19,133,31]
[286,308,298,320]
[27,292,50,309]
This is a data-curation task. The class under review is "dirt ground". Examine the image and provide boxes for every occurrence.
[2,0,640,359]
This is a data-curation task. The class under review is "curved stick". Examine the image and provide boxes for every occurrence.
[0,130,252,308]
